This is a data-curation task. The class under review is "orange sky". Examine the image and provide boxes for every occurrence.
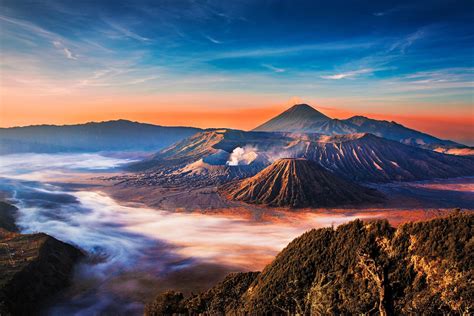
[1,93,473,145]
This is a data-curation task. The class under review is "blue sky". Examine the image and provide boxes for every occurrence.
[0,0,473,143]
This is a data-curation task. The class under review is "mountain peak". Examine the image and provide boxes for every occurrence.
[288,103,314,110]
[253,103,330,132]
[284,103,330,119]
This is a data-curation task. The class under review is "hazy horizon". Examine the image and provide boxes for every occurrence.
[2,101,474,146]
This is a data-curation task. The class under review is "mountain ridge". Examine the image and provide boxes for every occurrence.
[0,119,196,130]
[127,129,474,184]
[0,120,202,154]
[253,103,469,152]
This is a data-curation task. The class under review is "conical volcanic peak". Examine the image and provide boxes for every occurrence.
[253,104,331,132]
[220,158,383,208]
[283,104,330,120]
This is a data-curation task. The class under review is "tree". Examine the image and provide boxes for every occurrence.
[357,250,392,316]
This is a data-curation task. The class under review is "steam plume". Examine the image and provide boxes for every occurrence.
[226,146,258,166]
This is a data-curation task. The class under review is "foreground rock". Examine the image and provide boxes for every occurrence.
[0,202,83,315]
[146,212,473,315]
[219,158,383,208]
[0,202,19,233]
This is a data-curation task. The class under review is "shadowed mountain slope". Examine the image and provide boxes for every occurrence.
[220,158,383,207]
[301,133,474,182]
[0,202,18,233]
[146,212,473,315]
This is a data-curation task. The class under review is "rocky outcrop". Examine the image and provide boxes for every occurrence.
[0,202,84,315]
[0,202,19,233]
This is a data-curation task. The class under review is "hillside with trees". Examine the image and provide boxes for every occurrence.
[146,212,473,315]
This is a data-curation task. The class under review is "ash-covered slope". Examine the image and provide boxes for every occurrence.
[146,212,473,315]
[303,133,474,182]
[125,129,275,186]
[129,129,290,171]
[254,104,468,152]
[220,158,383,207]
[131,159,266,187]
[129,129,230,171]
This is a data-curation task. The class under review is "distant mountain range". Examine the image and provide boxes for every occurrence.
[146,212,473,315]
[220,158,383,208]
[1,104,471,156]
[0,120,201,154]
[254,104,472,153]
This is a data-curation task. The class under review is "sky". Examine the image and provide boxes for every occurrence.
[0,0,473,144]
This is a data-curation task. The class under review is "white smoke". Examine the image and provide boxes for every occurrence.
[264,149,299,163]
[226,146,258,166]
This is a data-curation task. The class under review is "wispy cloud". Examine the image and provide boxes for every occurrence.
[321,68,374,80]
[403,67,474,81]
[128,76,159,85]
[0,14,116,62]
[205,35,222,44]
[52,41,77,60]
[380,67,474,93]
[64,48,77,60]
[0,15,55,39]
[213,41,375,59]
[390,29,426,54]
[262,64,285,73]
[105,20,150,42]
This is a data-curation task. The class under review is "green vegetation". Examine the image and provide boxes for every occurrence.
[146,212,473,315]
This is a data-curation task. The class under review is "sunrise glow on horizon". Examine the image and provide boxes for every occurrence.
[1,1,473,144]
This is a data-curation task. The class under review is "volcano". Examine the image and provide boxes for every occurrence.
[254,104,331,133]
[128,129,474,186]
[220,158,383,208]
[254,104,469,153]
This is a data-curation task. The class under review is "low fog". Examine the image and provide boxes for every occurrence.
[0,153,377,314]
